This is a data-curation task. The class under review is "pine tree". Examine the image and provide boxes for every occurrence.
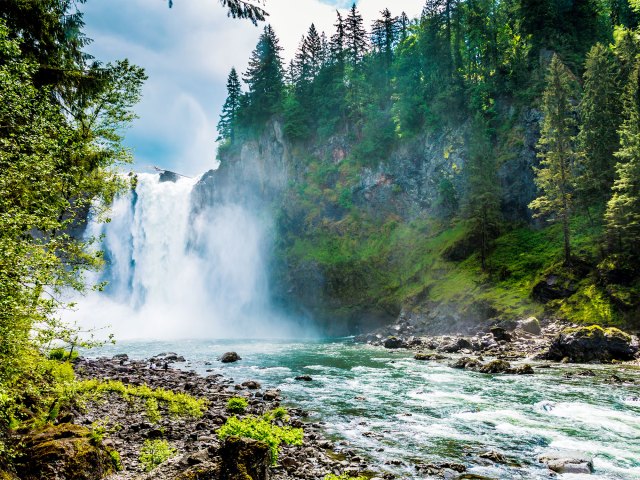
[217,67,242,142]
[398,12,410,42]
[605,61,640,256]
[577,43,622,208]
[464,117,502,270]
[529,55,580,265]
[305,24,323,79]
[344,3,368,67]
[371,9,398,60]
[243,24,285,122]
[330,10,347,66]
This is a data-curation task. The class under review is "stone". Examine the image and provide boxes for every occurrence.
[518,317,542,335]
[219,436,271,480]
[383,337,406,349]
[295,375,313,381]
[479,450,507,464]
[414,352,446,361]
[263,389,280,401]
[438,337,473,353]
[542,325,637,363]
[532,273,578,303]
[490,327,512,342]
[450,357,483,370]
[241,380,261,390]
[16,423,117,480]
[220,352,242,363]
[539,451,594,474]
[479,359,512,374]
[512,364,535,375]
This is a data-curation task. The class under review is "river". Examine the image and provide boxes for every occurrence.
[89,339,640,480]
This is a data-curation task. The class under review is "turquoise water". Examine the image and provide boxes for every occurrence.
[90,339,640,479]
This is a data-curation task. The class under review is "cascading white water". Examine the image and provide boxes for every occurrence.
[70,173,301,340]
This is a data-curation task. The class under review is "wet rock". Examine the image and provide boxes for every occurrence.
[538,451,594,474]
[241,380,261,390]
[438,337,473,353]
[450,357,483,370]
[414,352,446,361]
[542,326,637,363]
[383,336,406,349]
[512,364,535,375]
[263,389,280,401]
[16,423,117,480]
[479,359,511,374]
[518,317,542,335]
[220,436,270,480]
[295,375,313,381]
[479,450,508,464]
[490,327,512,342]
[112,353,129,362]
[220,352,242,363]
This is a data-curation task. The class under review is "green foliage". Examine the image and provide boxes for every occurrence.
[109,450,123,472]
[47,348,79,362]
[139,440,176,472]
[226,397,249,414]
[217,411,303,464]
[76,380,207,418]
[324,475,368,480]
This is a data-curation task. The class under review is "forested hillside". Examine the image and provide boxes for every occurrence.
[217,0,640,332]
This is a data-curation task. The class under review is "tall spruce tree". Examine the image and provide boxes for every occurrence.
[577,43,622,208]
[399,12,410,42]
[529,55,579,265]
[465,117,502,270]
[217,67,242,142]
[243,24,284,122]
[605,61,640,257]
[330,10,347,66]
[344,3,368,67]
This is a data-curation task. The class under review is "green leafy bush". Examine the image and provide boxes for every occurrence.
[48,348,79,362]
[266,406,289,421]
[139,439,176,472]
[217,413,303,463]
[324,474,368,480]
[145,397,161,423]
[226,396,248,414]
[109,450,123,471]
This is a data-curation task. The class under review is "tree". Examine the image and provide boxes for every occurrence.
[577,43,622,208]
[292,24,323,85]
[529,55,579,265]
[398,12,410,42]
[371,8,399,82]
[464,117,501,270]
[217,67,242,142]
[344,3,368,67]
[169,0,268,25]
[605,61,640,256]
[243,24,284,123]
[330,10,347,66]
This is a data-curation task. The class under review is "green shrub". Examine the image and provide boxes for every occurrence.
[266,406,288,421]
[217,414,303,464]
[145,397,161,423]
[48,348,79,362]
[226,397,248,414]
[139,439,176,472]
[109,449,123,471]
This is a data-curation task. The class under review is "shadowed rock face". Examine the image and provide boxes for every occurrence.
[16,424,116,480]
[220,436,271,480]
[542,326,637,363]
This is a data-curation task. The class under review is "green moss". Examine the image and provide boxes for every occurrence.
[562,325,632,342]
[226,397,248,414]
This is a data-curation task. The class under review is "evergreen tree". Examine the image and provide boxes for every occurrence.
[464,117,502,270]
[304,24,323,79]
[605,61,640,256]
[344,3,368,67]
[217,67,242,142]
[330,10,347,66]
[577,43,622,208]
[399,12,410,42]
[371,9,398,61]
[243,24,284,122]
[529,55,580,265]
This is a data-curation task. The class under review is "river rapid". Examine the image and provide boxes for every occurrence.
[89,339,640,480]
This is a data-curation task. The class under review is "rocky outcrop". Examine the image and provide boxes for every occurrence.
[542,325,638,363]
[15,424,117,480]
[538,451,594,474]
[220,437,271,480]
[220,352,242,363]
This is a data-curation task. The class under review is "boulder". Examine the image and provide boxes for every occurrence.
[450,357,483,370]
[294,375,313,381]
[16,424,117,480]
[479,359,512,374]
[414,352,446,361]
[438,337,473,353]
[532,273,578,303]
[538,451,594,474]
[220,436,271,480]
[542,326,637,363]
[512,364,535,375]
[490,327,512,342]
[220,352,242,363]
[383,337,406,349]
[241,380,261,390]
[518,317,542,335]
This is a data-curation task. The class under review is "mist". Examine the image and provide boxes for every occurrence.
[68,172,314,341]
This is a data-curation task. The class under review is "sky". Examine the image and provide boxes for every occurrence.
[82,0,425,176]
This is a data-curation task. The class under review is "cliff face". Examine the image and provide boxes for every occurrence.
[194,109,542,334]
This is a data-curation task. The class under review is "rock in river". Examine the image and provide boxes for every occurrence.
[220,352,242,363]
[383,336,406,349]
[539,451,594,474]
[542,325,637,363]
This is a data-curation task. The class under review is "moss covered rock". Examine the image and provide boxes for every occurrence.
[220,436,271,480]
[16,423,116,480]
[543,325,637,363]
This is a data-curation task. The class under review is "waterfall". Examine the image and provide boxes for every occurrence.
[70,173,302,340]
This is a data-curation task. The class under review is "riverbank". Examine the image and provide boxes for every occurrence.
[70,355,371,480]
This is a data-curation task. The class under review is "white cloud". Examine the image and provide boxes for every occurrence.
[82,0,424,176]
